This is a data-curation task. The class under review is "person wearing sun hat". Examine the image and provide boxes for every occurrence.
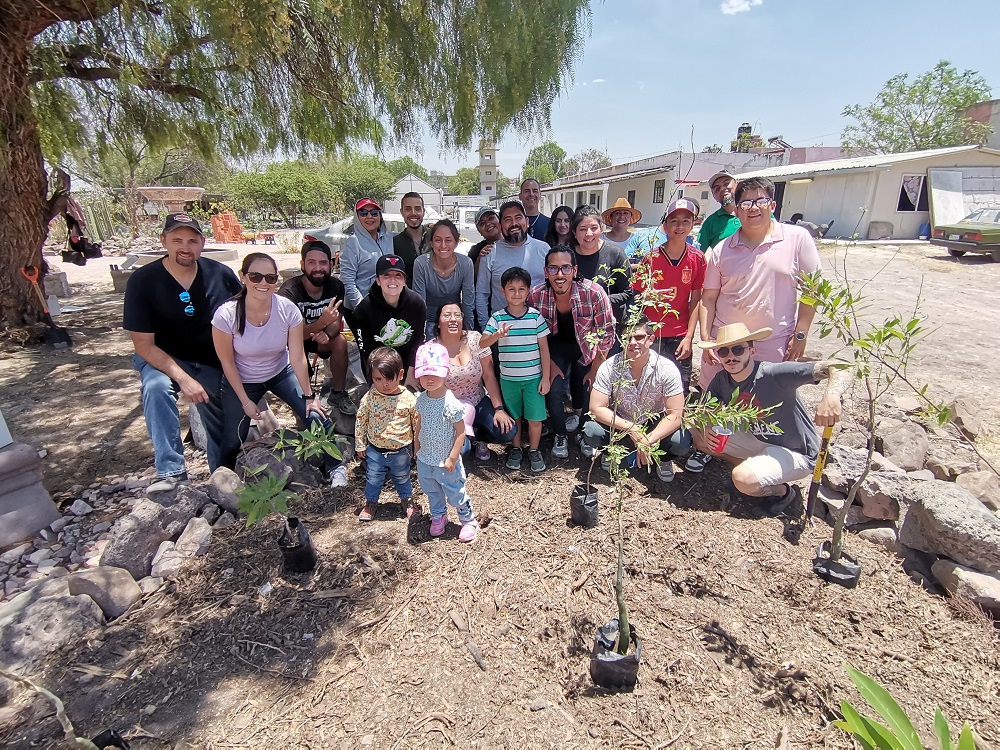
[698,170,742,254]
[340,197,394,313]
[602,197,641,245]
[692,323,847,516]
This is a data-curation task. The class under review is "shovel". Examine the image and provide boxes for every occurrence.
[804,424,834,523]
[20,265,73,349]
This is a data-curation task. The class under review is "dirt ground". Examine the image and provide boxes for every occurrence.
[0,242,998,748]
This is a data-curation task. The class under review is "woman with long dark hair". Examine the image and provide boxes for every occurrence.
[412,219,475,338]
[570,205,631,324]
[212,252,346,485]
[543,205,574,248]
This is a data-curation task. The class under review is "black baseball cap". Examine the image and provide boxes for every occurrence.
[301,239,332,260]
[161,212,204,236]
[375,254,406,276]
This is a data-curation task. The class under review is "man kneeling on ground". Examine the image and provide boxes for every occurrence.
[693,323,846,515]
[588,316,692,482]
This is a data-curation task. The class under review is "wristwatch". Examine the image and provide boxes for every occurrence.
[794,332,806,341]
[303,392,316,400]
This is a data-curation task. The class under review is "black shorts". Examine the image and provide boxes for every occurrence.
[304,338,330,358]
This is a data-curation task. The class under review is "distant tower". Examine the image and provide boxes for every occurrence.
[479,141,497,198]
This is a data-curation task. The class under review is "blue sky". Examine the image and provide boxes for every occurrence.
[392,0,1000,175]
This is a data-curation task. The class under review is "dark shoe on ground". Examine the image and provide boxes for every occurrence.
[685,450,712,473]
[506,447,523,470]
[475,441,491,461]
[551,434,569,459]
[656,460,675,482]
[328,389,358,416]
[753,485,802,519]
[529,449,546,473]
[146,472,189,495]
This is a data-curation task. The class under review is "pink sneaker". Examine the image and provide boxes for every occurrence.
[459,520,479,543]
[429,516,447,537]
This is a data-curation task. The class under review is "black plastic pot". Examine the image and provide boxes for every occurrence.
[812,540,862,588]
[278,516,317,573]
[590,618,642,691]
[570,484,600,528]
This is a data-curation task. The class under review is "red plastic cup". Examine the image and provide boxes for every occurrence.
[712,424,733,452]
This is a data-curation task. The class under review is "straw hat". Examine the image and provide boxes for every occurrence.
[697,322,773,350]
[602,197,641,226]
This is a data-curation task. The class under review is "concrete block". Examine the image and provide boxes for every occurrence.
[42,272,71,298]
[0,444,61,547]
[110,266,133,294]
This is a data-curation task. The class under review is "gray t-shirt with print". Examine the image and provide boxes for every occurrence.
[592,351,684,423]
[415,390,466,467]
[707,360,819,459]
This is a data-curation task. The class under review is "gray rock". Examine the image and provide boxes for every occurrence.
[856,474,904,521]
[856,524,902,554]
[893,395,923,414]
[955,471,1000,511]
[899,545,938,588]
[926,452,978,481]
[207,467,244,514]
[26,549,52,565]
[175,518,212,557]
[91,521,112,534]
[878,422,928,472]
[947,398,980,440]
[907,469,935,481]
[49,517,70,533]
[214,512,236,529]
[137,576,164,594]
[65,567,141,620]
[187,403,209,452]
[1,544,31,565]
[813,485,872,528]
[99,494,203,579]
[931,559,1000,615]
[69,499,94,516]
[898,480,1000,574]
[125,476,151,491]
[150,541,184,578]
[236,445,293,485]
[0,593,104,671]
[199,503,221,524]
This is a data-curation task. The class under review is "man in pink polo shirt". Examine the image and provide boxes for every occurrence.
[698,176,821,389]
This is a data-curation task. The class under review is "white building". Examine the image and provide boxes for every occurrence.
[479,142,498,198]
[728,145,1000,240]
[384,173,444,216]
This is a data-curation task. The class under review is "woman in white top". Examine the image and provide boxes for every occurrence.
[212,252,345,484]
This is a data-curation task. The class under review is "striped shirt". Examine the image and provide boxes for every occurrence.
[484,307,549,380]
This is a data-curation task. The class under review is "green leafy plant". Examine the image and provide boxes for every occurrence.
[237,466,298,527]
[836,664,977,750]
[274,422,344,464]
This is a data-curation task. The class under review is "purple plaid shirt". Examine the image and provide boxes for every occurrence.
[528,278,616,365]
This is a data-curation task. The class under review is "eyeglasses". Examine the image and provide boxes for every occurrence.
[178,290,195,317]
[628,333,649,343]
[246,272,279,284]
[736,197,772,211]
[716,343,749,358]
[357,208,381,217]
[545,265,574,275]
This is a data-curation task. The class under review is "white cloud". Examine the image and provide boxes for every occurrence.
[720,0,762,14]
[637,81,645,90]
[592,78,605,84]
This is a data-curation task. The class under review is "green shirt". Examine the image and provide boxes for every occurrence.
[697,209,740,253]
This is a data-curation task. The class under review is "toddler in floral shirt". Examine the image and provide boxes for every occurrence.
[413,342,478,542]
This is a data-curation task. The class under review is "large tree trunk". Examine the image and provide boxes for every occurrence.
[0,17,49,331]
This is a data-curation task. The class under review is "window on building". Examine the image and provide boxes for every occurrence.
[653,180,665,204]
[677,189,684,198]
[485,185,493,193]
[486,170,492,176]
[484,154,492,160]
[589,191,602,209]
[896,174,929,212]
[702,190,709,201]
[576,190,586,208]
[627,190,636,206]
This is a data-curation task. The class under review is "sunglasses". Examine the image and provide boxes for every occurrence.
[357,208,381,217]
[716,343,749,358]
[178,290,195,317]
[246,271,279,284]
[545,265,574,275]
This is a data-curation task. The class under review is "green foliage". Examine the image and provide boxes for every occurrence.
[274,422,344,464]
[835,664,977,750]
[563,148,612,176]
[524,141,567,180]
[327,157,396,213]
[386,156,429,181]
[522,163,558,185]
[841,60,992,155]
[448,167,481,196]
[228,161,336,227]
[701,144,724,153]
[237,467,297,527]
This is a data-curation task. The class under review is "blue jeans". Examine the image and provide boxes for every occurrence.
[591,418,692,460]
[417,459,474,523]
[474,396,518,444]
[220,364,341,473]
[364,444,413,503]
[133,354,225,478]
[547,346,591,437]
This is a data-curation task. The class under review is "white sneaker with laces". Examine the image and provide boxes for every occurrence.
[551,434,569,459]
[329,465,349,488]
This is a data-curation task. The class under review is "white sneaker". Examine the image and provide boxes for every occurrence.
[329,465,348,488]
[565,414,580,433]
[552,434,569,459]
[146,473,188,495]
[656,461,675,482]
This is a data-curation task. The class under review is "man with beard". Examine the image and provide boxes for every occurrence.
[278,240,356,415]
[393,191,429,281]
[475,199,549,325]
[124,213,242,493]
[693,323,845,515]
[698,171,741,253]
[528,245,616,460]
[519,179,550,241]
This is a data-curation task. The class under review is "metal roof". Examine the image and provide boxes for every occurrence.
[733,145,1000,181]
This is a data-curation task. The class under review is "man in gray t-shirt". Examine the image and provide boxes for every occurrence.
[694,323,846,511]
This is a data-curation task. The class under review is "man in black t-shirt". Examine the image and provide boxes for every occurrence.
[123,213,241,493]
[278,241,356,415]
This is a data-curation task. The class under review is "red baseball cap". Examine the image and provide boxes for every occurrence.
[355,198,381,212]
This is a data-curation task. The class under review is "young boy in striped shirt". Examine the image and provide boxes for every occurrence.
[481,267,551,473]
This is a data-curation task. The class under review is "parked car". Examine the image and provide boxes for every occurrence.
[930,208,1000,261]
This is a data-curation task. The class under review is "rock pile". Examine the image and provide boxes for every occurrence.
[814,408,1000,615]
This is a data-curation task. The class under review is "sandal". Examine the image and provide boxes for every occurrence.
[359,501,378,522]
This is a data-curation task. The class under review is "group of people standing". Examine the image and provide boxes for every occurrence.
[124,171,847,527]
